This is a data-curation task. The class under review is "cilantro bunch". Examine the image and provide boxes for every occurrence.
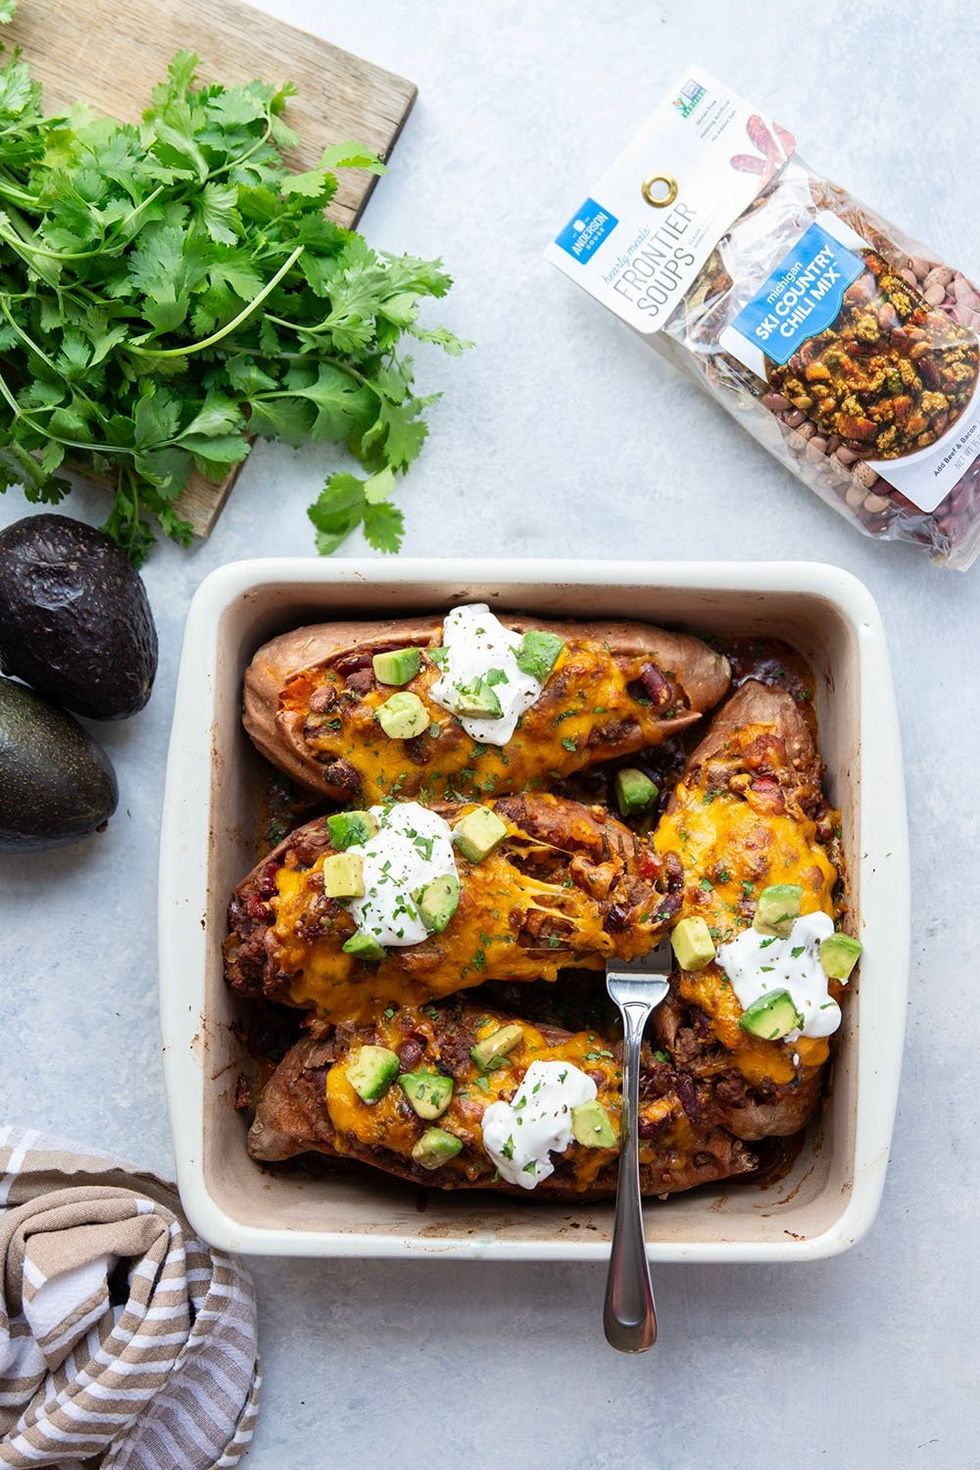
[0,32,466,561]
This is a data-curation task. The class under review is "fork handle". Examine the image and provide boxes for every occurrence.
[603,997,657,1352]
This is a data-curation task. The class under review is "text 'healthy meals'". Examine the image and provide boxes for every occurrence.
[225,605,861,1199]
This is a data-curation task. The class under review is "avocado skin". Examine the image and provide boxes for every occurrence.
[0,514,158,720]
[0,677,118,850]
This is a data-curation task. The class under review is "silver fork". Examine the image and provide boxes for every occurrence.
[603,938,673,1353]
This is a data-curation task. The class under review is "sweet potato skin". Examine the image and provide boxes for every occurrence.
[242,613,731,800]
[651,680,842,1141]
[247,1004,759,1200]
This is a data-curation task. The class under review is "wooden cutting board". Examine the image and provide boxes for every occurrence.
[4,0,417,536]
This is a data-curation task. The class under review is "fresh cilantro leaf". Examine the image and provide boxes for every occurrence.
[363,498,404,554]
[320,141,387,174]
[196,181,242,245]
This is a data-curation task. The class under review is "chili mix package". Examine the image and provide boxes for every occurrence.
[546,67,980,569]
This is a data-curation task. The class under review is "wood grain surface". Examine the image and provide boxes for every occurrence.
[4,0,416,536]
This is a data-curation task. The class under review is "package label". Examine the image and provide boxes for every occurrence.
[545,65,795,335]
[729,220,864,366]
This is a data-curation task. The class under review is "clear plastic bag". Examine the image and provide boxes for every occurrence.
[655,158,980,569]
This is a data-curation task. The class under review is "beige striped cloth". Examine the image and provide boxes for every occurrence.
[0,1128,260,1468]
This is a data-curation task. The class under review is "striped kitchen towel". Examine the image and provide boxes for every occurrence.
[0,1127,260,1468]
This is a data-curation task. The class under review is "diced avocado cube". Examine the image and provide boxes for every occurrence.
[453,677,503,719]
[670,916,716,971]
[411,1127,463,1170]
[452,806,508,863]
[400,1069,454,1120]
[327,810,378,850]
[322,851,365,899]
[470,1022,523,1071]
[571,1100,617,1148]
[738,989,803,1041]
[514,629,564,681]
[376,691,430,740]
[819,932,862,980]
[346,1045,400,1102]
[417,873,460,934]
[342,930,385,962]
[615,767,659,816]
[372,647,422,686]
[753,883,803,937]
[428,646,449,667]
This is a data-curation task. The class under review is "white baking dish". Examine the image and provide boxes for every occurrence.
[159,559,908,1261]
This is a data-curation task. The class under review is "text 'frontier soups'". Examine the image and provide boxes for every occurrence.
[546,65,980,570]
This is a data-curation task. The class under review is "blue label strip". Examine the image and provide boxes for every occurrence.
[731,221,865,365]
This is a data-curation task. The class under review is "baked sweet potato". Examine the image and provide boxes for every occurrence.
[247,1001,758,1199]
[242,612,731,803]
[225,793,678,1022]
[651,680,843,1140]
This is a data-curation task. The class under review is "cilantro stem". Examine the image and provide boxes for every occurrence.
[124,243,304,358]
[208,118,274,180]
[0,295,58,371]
[0,365,139,458]
[0,185,166,261]
[0,179,39,210]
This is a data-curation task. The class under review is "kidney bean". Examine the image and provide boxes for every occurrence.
[639,662,672,706]
[308,685,339,714]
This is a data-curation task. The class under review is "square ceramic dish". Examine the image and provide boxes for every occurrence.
[159,559,908,1260]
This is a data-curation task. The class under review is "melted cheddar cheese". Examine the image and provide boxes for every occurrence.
[654,763,839,1088]
[285,639,689,804]
[324,1010,689,1191]
[271,811,661,1021]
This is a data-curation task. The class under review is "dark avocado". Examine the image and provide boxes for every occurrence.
[0,677,118,851]
[0,514,158,720]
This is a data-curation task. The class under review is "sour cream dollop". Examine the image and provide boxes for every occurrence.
[481,1059,597,1190]
[717,911,842,1042]
[430,603,542,745]
[347,802,457,948]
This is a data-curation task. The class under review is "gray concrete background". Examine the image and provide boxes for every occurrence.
[1,2,977,1465]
